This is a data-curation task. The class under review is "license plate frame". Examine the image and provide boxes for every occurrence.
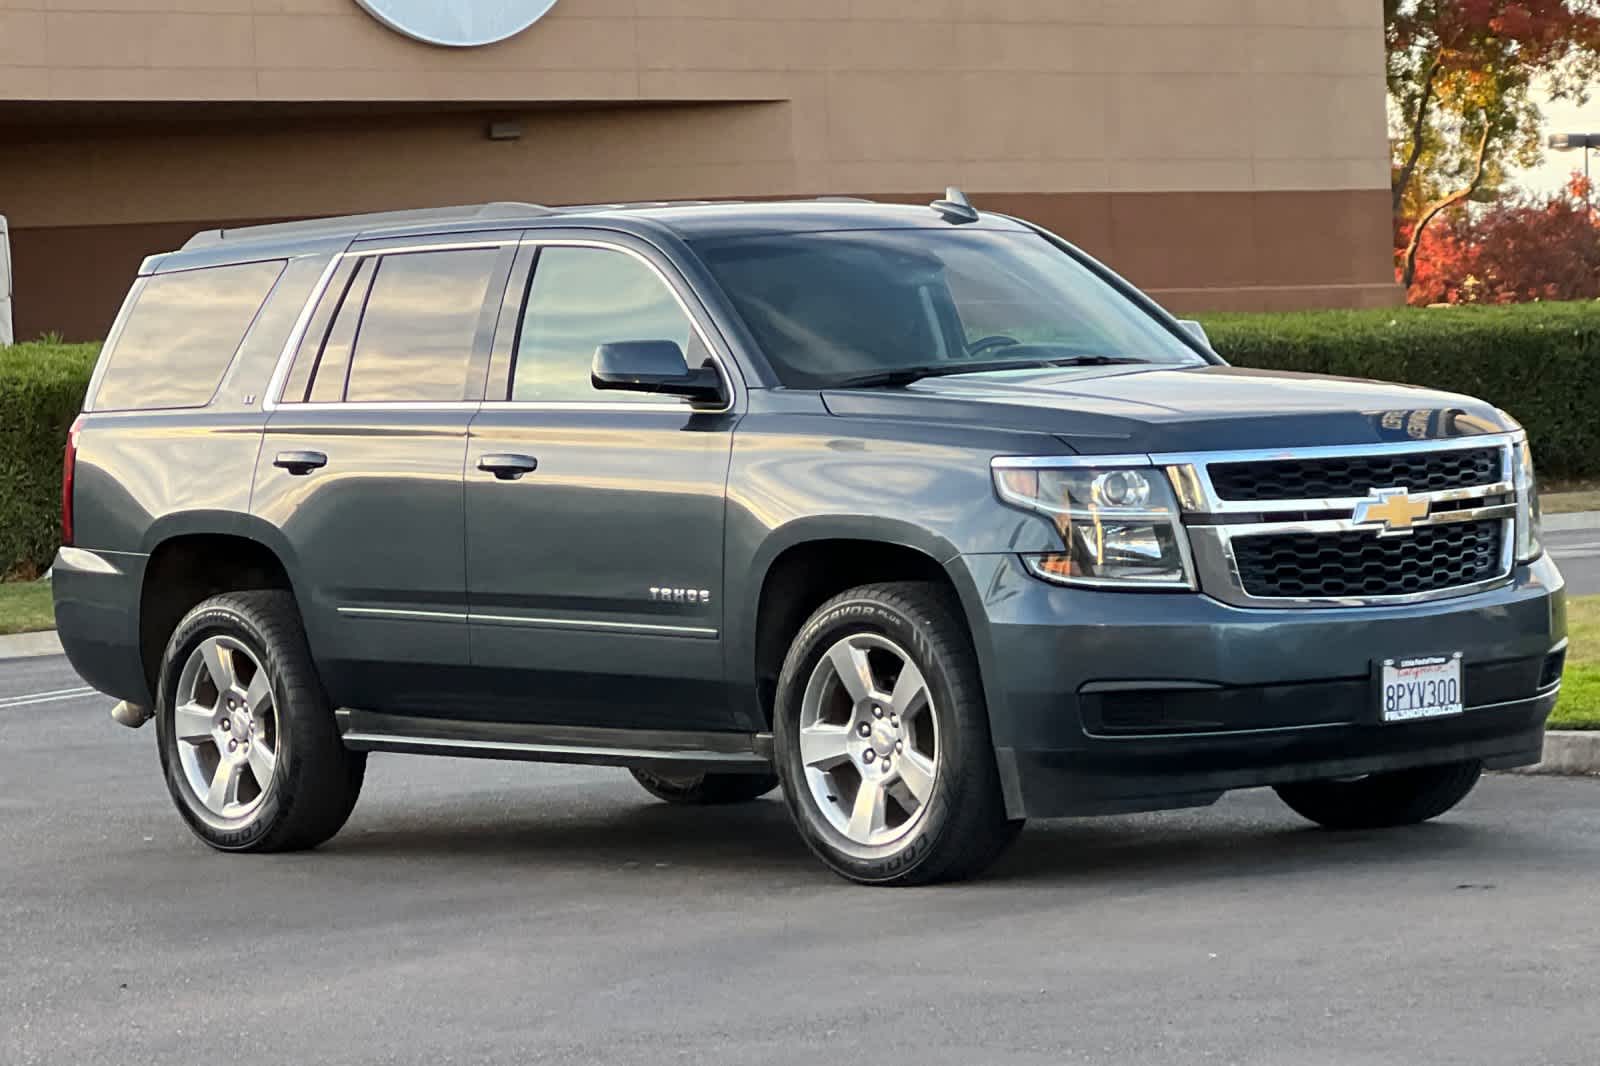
[1376,652,1465,724]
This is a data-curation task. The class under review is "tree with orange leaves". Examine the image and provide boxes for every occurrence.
[1406,173,1600,304]
[1388,1,1600,289]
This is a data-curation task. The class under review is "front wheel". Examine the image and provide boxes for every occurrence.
[1274,761,1482,830]
[773,581,1022,886]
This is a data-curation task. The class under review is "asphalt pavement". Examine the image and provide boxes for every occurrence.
[3,644,1600,1065]
[2,528,1596,1064]
[1545,525,1600,596]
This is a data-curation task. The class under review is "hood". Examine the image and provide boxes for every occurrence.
[820,365,1517,454]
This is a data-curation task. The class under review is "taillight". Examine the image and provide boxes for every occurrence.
[61,415,83,547]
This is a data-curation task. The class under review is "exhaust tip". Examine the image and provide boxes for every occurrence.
[111,700,153,729]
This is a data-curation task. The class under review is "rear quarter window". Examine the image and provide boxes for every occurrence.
[92,259,285,411]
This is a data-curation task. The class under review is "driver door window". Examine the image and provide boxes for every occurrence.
[511,246,691,404]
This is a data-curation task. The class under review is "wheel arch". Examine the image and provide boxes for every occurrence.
[739,518,997,729]
[136,515,305,699]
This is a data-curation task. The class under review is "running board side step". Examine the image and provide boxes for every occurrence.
[336,709,774,774]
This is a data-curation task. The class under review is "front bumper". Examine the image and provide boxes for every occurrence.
[954,553,1567,819]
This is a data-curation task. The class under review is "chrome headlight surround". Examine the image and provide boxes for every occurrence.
[1514,435,1543,563]
[991,457,1196,589]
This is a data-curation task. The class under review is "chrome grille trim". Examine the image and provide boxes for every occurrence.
[1160,433,1522,608]
[1151,434,1519,518]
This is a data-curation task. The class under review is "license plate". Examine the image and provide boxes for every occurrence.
[1379,653,1464,723]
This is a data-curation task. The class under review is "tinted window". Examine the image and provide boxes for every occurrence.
[511,247,691,403]
[342,248,500,403]
[281,257,359,403]
[309,258,374,404]
[690,229,1203,389]
[94,260,285,410]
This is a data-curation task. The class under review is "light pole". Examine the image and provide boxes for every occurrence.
[1548,132,1600,217]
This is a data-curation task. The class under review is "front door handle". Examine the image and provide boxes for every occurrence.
[478,454,540,481]
[274,450,327,475]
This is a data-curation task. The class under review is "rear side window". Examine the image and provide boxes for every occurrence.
[284,248,501,404]
[94,260,285,411]
[345,249,500,403]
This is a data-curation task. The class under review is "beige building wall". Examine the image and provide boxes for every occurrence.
[0,0,1400,340]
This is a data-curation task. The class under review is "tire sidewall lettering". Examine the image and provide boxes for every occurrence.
[157,607,285,846]
[777,596,961,882]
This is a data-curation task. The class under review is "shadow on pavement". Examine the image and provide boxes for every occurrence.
[317,791,1504,887]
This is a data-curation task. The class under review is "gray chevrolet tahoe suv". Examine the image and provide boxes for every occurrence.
[55,193,1567,885]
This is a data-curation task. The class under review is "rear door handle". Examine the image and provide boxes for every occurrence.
[478,454,540,481]
[274,450,327,475]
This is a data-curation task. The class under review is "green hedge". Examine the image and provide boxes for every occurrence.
[1197,302,1600,483]
[0,342,99,578]
[1,303,1597,577]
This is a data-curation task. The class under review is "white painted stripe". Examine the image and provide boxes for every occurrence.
[0,686,97,709]
[0,685,89,700]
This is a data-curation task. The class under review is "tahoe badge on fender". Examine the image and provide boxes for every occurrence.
[650,587,712,605]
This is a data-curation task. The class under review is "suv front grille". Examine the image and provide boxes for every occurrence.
[1231,520,1504,600]
[1208,446,1502,502]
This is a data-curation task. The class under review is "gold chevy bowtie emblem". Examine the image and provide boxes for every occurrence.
[1353,488,1430,533]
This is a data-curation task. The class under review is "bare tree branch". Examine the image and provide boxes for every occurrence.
[1401,115,1493,291]
[1394,52,1444,216]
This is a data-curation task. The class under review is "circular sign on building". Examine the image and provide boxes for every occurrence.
[354,0,560,47]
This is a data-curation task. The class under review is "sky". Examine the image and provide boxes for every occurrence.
[1513,85,1600,194]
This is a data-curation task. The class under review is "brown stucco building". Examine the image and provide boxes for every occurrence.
[0,0,1400,342]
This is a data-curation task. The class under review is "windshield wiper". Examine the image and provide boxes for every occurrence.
[829,356,1151,390]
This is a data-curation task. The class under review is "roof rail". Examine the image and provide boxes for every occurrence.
[552,199,742,213]
[181,202,556,250]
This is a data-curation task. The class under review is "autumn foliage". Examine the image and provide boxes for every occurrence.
[1388,1,1600,288]
[1404,174,1600,304]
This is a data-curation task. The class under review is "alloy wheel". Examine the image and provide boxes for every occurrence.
[797,633,940,847]
[172,636,280,820]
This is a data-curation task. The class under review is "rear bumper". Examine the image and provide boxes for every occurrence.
[52,546,150,705]
[953,553,1567,819]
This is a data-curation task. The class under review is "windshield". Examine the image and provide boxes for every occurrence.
[690,228,1205,389]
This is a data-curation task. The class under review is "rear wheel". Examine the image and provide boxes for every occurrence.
[155,590,365,852]
[629,768,779,805]
[1274,761,1482,830]
[773,581,1021,886]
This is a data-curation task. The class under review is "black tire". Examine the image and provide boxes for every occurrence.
[629,768,780,805]
[1274,760,1483,830]
[773,581,1022,886]
[155,590,365,852]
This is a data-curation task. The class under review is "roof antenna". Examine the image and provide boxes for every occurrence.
[931,187,980,224]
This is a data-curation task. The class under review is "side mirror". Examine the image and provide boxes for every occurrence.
[591,340,724,403]
[1177,319,1212,349]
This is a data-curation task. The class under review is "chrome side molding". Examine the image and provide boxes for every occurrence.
[335,710,773,773]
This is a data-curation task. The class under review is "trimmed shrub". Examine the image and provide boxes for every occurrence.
[0,342,99,578]
[1198,302,1600,483]
[0,303,1597,580]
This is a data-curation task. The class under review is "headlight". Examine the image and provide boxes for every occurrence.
[992,461,1195,588]
[1515,438,1542,563]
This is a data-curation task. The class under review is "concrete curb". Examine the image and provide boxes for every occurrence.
[0,630,63,661]
[1544,510,1600,533]
[1505,731,1600,777]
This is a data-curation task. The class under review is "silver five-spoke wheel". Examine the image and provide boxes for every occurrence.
[173,635,279,820]
[798,633,939,847]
